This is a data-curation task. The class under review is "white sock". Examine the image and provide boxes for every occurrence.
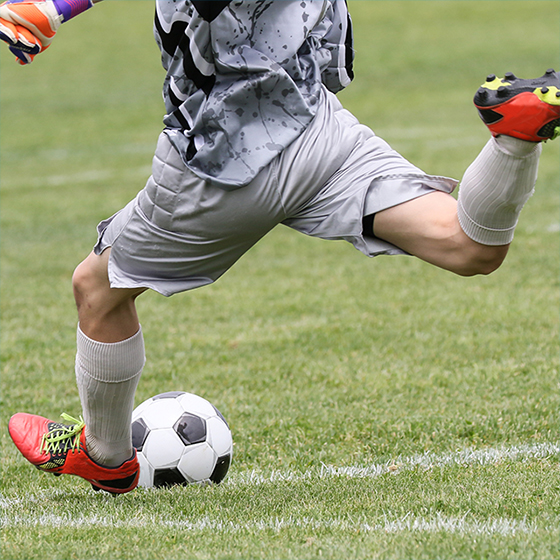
[457,136,541,245]
[75,325,145,467]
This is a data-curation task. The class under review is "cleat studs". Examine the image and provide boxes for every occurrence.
[497,86,508,97]
[504,72,516,80]
[542,87,549,94]
[476,87,488,99]
[486,74,496,82]
[556,92,560,98]
[545,68,555,75]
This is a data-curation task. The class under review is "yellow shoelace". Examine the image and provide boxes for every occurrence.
[39,413,85,455]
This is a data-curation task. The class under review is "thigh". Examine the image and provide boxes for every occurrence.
[280,91,457,258]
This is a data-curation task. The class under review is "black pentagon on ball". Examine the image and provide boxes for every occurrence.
[153,467,188,488]
[131,418,149,452]
[152,391,186,400]
[210,454,231,484]
[173,413,207,446]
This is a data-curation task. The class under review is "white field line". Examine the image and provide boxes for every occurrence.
[1,442,557,509]
[0,512,542,536]
[1,441,558,536]
[226,441,559,487]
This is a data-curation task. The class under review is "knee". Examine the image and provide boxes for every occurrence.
[72,262,90,308]
[434,213,510,276]
[72,252,111,310]
[72,250,146,321]
[453,240,509,277]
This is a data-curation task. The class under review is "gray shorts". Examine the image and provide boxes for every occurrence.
[95,88,457,297]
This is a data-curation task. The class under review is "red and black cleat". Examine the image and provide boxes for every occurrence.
[8,412,139,494]
[474,69,560,142]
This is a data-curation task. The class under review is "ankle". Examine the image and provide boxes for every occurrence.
[85,428,133,467]
[495,135,541,157]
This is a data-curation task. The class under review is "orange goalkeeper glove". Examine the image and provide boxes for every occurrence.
[0,0,92,64]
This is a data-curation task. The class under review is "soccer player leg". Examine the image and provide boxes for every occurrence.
[373,70,557,276]
[8,250,145,493]
[72,249,147,468]
[371,191,510,277]
[372,136,539,276]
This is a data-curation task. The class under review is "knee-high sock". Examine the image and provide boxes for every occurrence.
[457,136,541,246]
[75,325,145,466]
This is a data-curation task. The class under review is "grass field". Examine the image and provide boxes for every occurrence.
[1,1,559,559]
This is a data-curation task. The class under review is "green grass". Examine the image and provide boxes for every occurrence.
[1,1,559,559]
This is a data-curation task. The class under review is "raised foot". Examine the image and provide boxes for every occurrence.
[474,69,560,141]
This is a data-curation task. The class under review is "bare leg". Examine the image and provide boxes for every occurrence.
[373,191,509,276]
[72,249,146,343]
[372,128,543,276]
[72,249,147,465]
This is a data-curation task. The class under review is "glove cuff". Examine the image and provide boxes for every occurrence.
[52,0,92,22]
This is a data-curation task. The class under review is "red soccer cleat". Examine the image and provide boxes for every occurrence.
[474,69,560,142]
[8,412,139,494]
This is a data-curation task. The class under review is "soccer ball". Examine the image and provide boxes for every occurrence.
[131,391,233,488]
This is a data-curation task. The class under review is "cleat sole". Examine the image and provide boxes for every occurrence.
[475,69,560,108]
[474,69,560,141]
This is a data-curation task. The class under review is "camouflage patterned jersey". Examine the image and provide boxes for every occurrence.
[154,0,354,189]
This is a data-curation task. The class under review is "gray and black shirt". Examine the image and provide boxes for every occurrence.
[154,0,354,189]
